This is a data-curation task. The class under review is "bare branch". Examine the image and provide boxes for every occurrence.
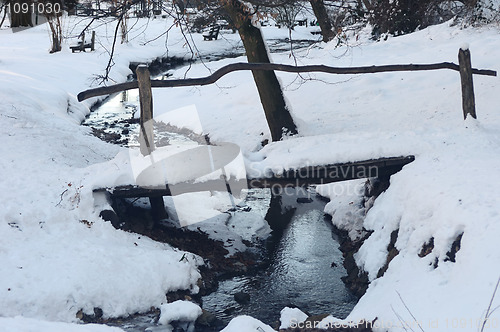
[101,16,123,83]
[396,291,425,332]
[481,276,500,332]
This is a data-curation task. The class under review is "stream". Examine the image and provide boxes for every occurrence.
[200,189,357,327]
[83,53,357,331]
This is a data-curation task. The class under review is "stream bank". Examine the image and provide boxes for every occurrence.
[97,188,359,331]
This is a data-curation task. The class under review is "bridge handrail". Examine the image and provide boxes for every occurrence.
[77,60,496,102]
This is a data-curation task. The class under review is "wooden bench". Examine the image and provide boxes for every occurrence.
[70,31,95,53]
[203,25,220,41]
[295,19,308,27]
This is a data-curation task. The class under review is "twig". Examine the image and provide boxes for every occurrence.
[0,114,18,119]
[397,291,425,332]
[56,189,68,207]
[100,16,123,83]
[481,276,500,332]
[391,305,412,332]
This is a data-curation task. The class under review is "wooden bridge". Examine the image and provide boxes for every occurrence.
[78,49,495,218]
[94,155,415,198]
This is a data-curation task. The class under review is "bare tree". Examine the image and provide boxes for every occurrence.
[46,11,63,52]
[310,0,335,42]
[111,0,129,43]
[360,0,496,37]
[273,2,302,29]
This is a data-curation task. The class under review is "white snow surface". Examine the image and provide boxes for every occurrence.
[0,316,124,332]
[220,316,275,332]
[279,307,308,329]
[1,12,500,332]
[158,300,202,325]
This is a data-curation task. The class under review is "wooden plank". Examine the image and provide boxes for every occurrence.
[77,62,497,101]
[458,48,477,119]
[94,156,415,198]
[248,155,414,188]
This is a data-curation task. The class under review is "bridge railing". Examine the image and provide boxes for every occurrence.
[78,47,496,156]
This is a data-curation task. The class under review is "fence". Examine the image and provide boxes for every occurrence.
[78,48,497,156]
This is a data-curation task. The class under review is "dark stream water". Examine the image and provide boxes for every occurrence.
[200,189,356,328]
[83,54,356,331]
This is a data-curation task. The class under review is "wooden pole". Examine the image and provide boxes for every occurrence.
[90,31,95,51]
[136,65,155,156]
[458,47,477,119]
[135,65,167,221]
[80,31,85,52]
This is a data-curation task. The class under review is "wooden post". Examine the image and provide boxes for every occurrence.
[458,47,477,119]
[80,31,85,52]
[135,65,167,221]
[90,31,95,51]
[136,65,155,156]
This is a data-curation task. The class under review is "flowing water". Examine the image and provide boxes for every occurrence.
[83,56,357,331]
[200,189,356,328]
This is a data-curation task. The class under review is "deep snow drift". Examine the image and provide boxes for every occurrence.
[1,12,500,332]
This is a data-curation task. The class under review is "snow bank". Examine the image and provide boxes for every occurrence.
[345,119,500,331]
[0,16,216,323]
[220,316,275,332]
[316,179,367,240]
[0,316,124,332]
[158,300,202,325]
[279,307,308,329]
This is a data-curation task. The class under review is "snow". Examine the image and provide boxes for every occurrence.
[279,307,308,329]
[316,179,367,240]
[1,9,500,332]
[158,300,202,325]
[0,316,124,332]
[0,15,211,326]
[220,316,275,332]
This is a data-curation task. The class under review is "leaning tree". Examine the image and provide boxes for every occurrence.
[221,0,298,141]
[309,0,335,42]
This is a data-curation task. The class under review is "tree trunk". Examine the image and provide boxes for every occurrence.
[309,0,335,42]
[222,0,297,141]
[10,0,33,27]
[47,15,62,53]
[0,4,8,28]
[120,2,128,44]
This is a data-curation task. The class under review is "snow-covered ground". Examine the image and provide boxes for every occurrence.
[1,11,500,332]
